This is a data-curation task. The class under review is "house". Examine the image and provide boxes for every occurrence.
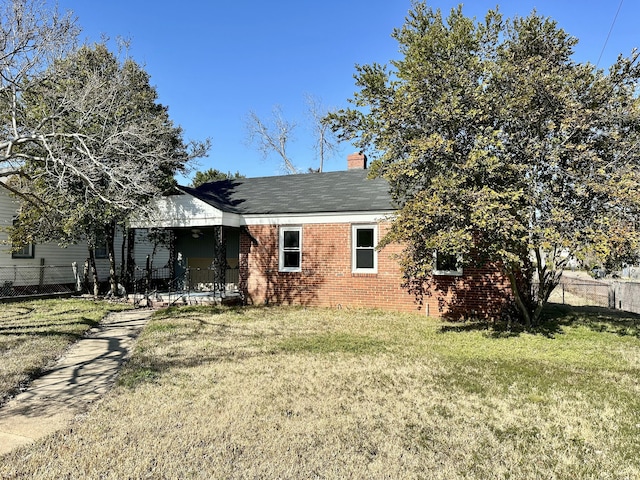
[0,185,169,296]
[134,153,513,318]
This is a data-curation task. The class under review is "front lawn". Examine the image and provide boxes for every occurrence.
[1,304,639,479]
[0,298,132,406]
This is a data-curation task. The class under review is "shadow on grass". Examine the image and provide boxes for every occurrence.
[543,302,640,338]
[153,304,244,320]
[0,318,102,336]
[118,347,264,390]
[437,302,640,339]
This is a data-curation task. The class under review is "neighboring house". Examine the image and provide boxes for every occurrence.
[0,186,169,295]
[135,153,512,318]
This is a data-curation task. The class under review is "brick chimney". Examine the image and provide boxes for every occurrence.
[347,152,367,170]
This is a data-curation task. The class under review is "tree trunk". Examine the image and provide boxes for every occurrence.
[532,275,562,327]
[106,221,118,296]
[505,266,532,329]
[82,258,90,293]
[168,230,176,281]
[528,248,563,327]
[88,247,99,297]
[124,228,136,292]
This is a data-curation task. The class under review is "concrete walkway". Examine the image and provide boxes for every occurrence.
[0,308,153,456]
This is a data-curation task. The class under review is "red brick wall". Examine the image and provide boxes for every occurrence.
[239,223,512,318]
[421,264,513,319]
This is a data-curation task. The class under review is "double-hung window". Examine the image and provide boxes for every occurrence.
[279,226,302,272]
[352,225,377,273]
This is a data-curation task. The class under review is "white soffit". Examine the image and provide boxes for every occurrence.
[240,211,394,225]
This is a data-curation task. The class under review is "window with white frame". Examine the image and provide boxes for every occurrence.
[352,224,377,273]
[433,251,463,276]
[279,226,302,272]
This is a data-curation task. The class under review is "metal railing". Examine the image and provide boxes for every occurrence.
[128,265,240,298]
[186,266,239,292]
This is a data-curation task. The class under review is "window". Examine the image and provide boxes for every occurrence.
[94,242,108,259]
[352,225,377,273]
[11,218,34,259]
[279,226,302,272]
[433,251,463,276]
[12,243,34,259]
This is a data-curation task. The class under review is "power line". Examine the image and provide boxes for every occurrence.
[596,0,624,67]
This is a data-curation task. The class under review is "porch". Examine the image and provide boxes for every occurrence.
[128,225,243,306]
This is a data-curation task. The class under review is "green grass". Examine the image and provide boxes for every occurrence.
[279,332,387,354]
[1,304,640,479]
[0,298,132,405]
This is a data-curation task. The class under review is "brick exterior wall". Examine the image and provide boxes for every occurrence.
[420,263,513,319]
[239,222,513,318]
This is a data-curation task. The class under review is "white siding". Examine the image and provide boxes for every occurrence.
[0,188,170,286]
[0,189,87,284]
[124,229,171,270]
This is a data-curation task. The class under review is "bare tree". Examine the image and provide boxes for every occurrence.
[246,97,340,174]
[0,0,78,178]
[0,1,210,296]
[304,93,339,173]
[246,106,298,174]
[11,43,209,295]
[0,2,206,209]
[23,43,209,208]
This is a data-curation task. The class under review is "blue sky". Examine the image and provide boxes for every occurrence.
[55,1,637,184]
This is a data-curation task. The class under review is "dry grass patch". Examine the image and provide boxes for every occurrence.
[0,298,132,405]
[1,305,640,479]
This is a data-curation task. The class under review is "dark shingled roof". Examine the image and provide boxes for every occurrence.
[180,169,394,215]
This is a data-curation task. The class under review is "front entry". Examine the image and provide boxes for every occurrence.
[174,226,240,293]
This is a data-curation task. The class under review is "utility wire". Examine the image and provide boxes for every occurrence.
[596,0,624,67]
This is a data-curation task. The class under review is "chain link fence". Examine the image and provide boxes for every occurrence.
[0,264,77,298]
[550,272,640,315]
[0,261,242,301]
[13,260,632,312]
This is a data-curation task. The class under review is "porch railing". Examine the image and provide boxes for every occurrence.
[187,266,239,292]
[128,265,240,297]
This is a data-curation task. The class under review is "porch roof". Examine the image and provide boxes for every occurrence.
[180,169,394,215]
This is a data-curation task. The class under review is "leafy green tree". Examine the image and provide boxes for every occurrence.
[11,42,208,295]
[191,168,244,187]
[328,3,640,327]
